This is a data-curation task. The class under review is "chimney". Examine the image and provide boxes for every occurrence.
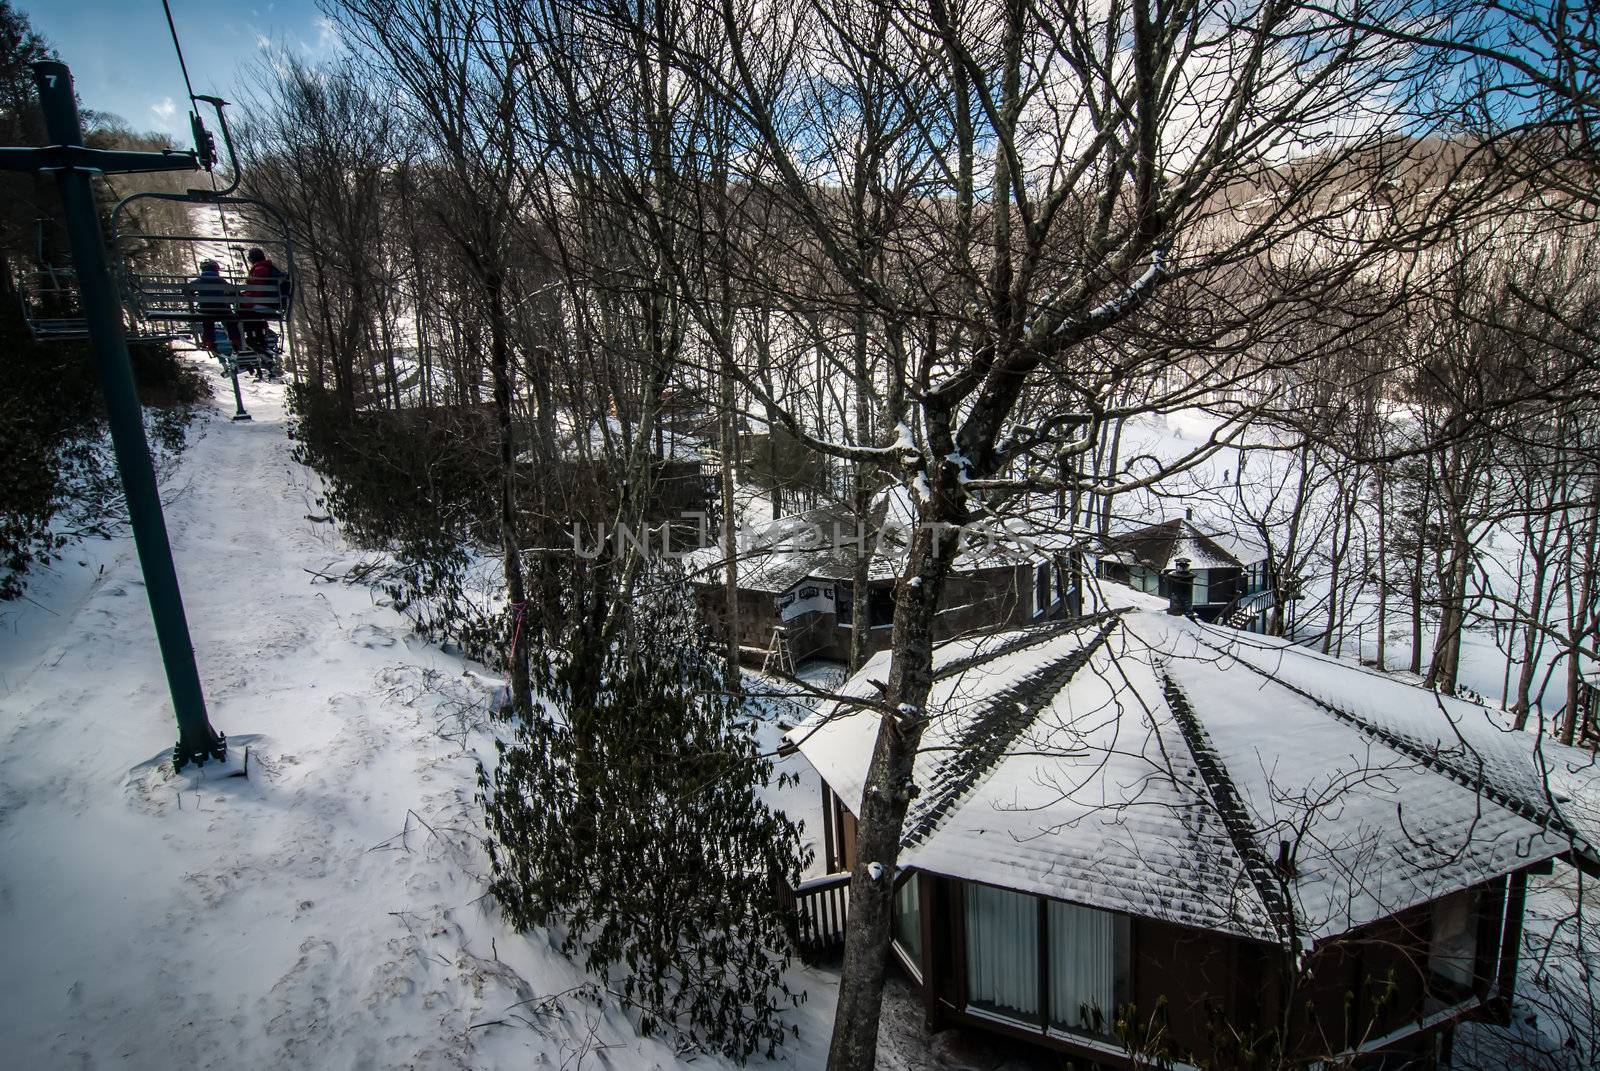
[1275,839,1297,878]
[1165,557,1194,616]
[1185,506,1193,521]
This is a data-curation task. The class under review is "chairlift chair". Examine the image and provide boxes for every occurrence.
[110,190,295,360]
[13,219,182,344]
[109,88,295,363]
[16,86,295,363]
[14,260,89,341]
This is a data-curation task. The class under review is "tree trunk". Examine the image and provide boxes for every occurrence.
[719,344,741,681]
[826,507,961,1070]
[1512,536,1550,730]
[1561,482,1600,744]
[1097,418,1124,542]
[487,272,532,720]
[1410,475,1431,675]
[850,308,872,672]
[1426,517,1471,695]
[1375,463,1388,671]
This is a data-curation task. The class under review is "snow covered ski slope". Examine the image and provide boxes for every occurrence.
[0,367,838,1069]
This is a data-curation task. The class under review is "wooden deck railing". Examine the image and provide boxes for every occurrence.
[781,872,851,958]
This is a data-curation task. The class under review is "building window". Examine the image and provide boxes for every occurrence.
[893,872,922,973]
[1129,566,1158,594]
[965,883,1040,1019]
[1035,563,1051,617]
[1428,890,1478,992]
[1048,900,1128,1038]
[836,581,853,625]
[963,883,1130,1036]
[869,585,896,628]
[1191,570,1209,606]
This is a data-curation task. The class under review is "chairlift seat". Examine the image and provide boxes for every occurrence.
[111,190,295,336]
[15,263,181,345]
[31,318,92,341]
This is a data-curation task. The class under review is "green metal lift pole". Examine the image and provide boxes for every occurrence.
[32,61,225,770]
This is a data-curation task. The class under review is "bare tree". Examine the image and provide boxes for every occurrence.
[584,2,1487,1064]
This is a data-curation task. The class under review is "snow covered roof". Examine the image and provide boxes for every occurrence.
[691,504,1035,596]
[1107,518,1259,571]
[792,612,1588,948]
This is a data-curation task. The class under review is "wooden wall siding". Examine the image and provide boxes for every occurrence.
[920,871,950,1011]
[1301,937,1366,1055]
[1130,916,1260,1061]
[737,589,775,648]
[1323,906,1430,1047]
[1474,874,1510,1006]
[820,783,860,875]
[784,610,836,663]
[696,564,1037,666]
[1495,870,1529,1015]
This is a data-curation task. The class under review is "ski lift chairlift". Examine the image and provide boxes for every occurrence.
[110,193,295,352]
[14,260,89,341]
[108,96,295,357]
[13,220,184,344]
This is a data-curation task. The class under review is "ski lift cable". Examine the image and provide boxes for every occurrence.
[160,0,228,207]
[162,0,200,110]
[157,0,238,272]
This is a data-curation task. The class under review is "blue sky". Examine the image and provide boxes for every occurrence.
[19,0,336,139]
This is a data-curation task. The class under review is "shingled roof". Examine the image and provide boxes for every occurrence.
[698,503,1036,595]
[1106,517,1256,572]
[792,612,1596,949]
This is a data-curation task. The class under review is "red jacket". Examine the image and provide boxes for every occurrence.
[242,259,284,311]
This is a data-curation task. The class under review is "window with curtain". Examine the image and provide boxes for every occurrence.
[1048,900,1128,1037]
[965,883,1040,1019]
[893,873,922,972]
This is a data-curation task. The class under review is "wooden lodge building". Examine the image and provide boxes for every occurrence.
[1097,517,1276,630]
[691,505,1078,670]
[790,605,1599,1067]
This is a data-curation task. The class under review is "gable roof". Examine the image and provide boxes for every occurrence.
[1107,518,1256,572]
[792,612,1594,949]
[693,503,1035,595]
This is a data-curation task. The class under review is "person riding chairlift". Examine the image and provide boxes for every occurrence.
[184,258,241,357]
[240,247,287,354]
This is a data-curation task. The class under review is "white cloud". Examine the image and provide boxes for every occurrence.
[311,15,344,55]
[146,96,189,140]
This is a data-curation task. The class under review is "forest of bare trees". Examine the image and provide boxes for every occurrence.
[0,0,209,601]
[230,1,1599,1066]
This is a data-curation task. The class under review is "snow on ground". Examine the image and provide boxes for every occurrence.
[745,662,847,882]
[0,359,841,1070]
[14,359,1587,1068]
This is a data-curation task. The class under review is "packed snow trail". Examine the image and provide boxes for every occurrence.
[0,366,837,1069]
